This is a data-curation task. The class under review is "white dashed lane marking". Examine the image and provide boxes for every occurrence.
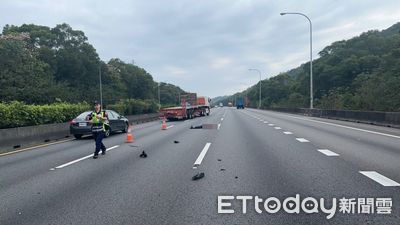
[53,145,120,169]
[318,149,339,156]
[268,124,274,126]
[359,171,400,187]
[274,127,282,130]
[296,138,310,143]
[193,143,212,169]
[283,131,293,135]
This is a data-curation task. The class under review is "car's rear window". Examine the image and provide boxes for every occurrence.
[77,111,92,119]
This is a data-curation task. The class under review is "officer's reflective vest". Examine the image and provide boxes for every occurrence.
[91,111,106,132]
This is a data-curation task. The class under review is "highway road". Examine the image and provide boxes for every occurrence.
[1,107,399,225]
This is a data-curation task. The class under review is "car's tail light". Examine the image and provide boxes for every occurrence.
[69,120,77,125]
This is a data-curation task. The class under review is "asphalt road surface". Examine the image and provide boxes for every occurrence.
[1,107,399,225]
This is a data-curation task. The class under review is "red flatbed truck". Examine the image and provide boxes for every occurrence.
[160,93,211,120]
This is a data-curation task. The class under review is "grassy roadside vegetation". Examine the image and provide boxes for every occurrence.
[0,102,90,129]
[0,100,160,129]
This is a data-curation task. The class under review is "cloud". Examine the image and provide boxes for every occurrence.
[163,66,189,78]
[210,57,233,69]
[1,0,400,97]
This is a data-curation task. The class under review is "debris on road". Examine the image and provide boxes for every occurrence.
[217,159,222,161]
[174,140,180,144]
[139,151,147,158]
[202,124,218,129]
[190,124,218,129]
[192,172,205,180]
[235,176,238,179]
[220,168,225,171]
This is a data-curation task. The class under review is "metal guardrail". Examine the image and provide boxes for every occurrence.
[0,113,160,154]
[264,108,400,128]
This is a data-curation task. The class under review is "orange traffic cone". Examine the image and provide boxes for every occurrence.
[161,118,167,130]
[125,125,134,143]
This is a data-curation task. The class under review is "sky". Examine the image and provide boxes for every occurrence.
[1,0,400,98]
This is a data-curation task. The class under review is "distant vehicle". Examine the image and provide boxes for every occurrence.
[69,110,129,139]
[160,93,211,120]
[228,102,233,107]
[214,105,219,108]
[236,97,245,109]
[219,102,223,107]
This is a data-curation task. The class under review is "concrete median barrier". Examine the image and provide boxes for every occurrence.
[0,113,160,154]
[264,108,400,128]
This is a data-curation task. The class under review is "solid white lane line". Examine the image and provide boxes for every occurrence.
[282,114,400,140]
[218,123,221,130]
[268,124,274,126]
[318,149,339,156]
[359,171,400,187]
[274,127,282,130]
[283,131,293,134]
[263,121,268,124]
[193,143,212,168]
[296,138,310,143]
[166,125,174,129]
[54,145,120,169]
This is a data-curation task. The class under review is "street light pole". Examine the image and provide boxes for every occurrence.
[99,65,103,107]
[280,12,313,109]
[248,68,262,109]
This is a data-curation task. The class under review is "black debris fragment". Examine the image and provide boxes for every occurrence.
[220,168,225,171]
[235,176,238,179]
[192,172,205,180]
[217,159,222,162]
[174,140,179,144]
[139,151,147,158]
[190,125,203,129]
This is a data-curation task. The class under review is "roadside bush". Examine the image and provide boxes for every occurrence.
[0,101,90,129]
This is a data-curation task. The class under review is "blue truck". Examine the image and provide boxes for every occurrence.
[236,97,245,109]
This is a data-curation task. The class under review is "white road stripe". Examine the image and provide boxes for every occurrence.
[263,121,268,123]
[359,171,400,187]
[282,114,400,140]
[54,145,119,169]
[318,149,339,156]
[193,143,212,168]
[268,124,274,126]
[283,131,293,134]
[274,127,282,130]
[166,125,174,129]
[296,138,310,143]
[217,123,221,130]
[221,118,224,121]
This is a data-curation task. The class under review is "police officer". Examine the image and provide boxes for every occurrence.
[86,101,109,159]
